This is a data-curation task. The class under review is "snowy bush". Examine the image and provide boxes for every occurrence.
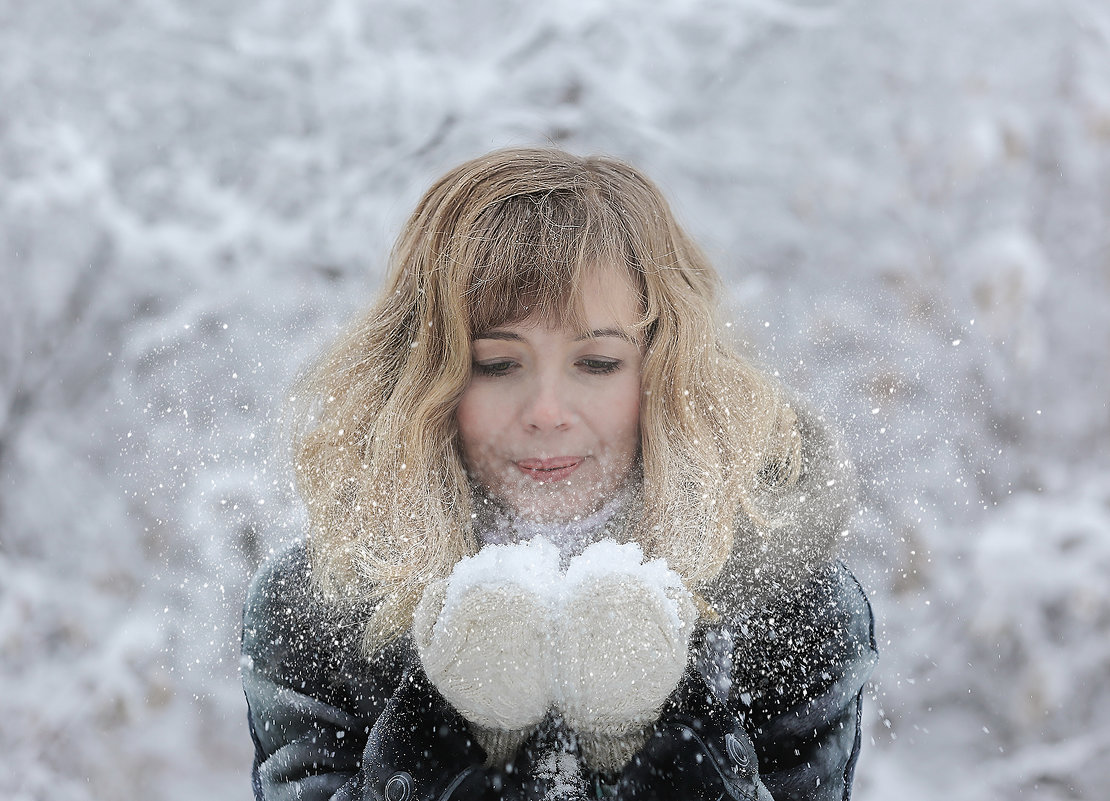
[1,0,1108,798]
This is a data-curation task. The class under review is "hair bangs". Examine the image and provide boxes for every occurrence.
[463,189,632,336]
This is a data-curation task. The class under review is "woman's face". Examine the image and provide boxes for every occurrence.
[456,267,644,523]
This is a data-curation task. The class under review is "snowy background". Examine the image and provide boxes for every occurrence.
[2,0,1109,798]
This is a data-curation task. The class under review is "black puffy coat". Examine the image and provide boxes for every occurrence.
[241,540,876,800]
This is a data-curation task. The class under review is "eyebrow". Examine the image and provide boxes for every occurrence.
[473,328,637,344]
[575,327,637,344]
[473,331,525,342]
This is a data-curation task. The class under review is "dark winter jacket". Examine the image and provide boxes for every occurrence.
[241,544,875,800]
[241,410,878,800]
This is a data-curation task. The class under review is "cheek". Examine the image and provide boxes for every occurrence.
[622,398,642,453]
[455,381,522,477]
[601,380,642,456]
[455,388,495,463]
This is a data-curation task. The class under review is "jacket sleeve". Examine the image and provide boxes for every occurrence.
[241,542,551,801]
[240,542,402,800]
[700,562,879,801]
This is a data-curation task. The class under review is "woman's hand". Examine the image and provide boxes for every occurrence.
[412,538,561,734]
[413,537,696,772]
[554,540,697,772]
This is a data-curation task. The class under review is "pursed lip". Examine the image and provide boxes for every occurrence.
[514,456,583,482]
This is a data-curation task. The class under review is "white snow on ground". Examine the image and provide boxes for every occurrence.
[1,0,1108,798]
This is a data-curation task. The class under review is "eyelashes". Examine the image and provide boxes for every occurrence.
[472,358,623,377]
[578,358,622,375]
[473,360,515,377]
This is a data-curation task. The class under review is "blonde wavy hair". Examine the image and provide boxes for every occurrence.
[292,147,801,652]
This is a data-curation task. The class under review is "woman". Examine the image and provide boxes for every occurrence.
[241,148,878,800]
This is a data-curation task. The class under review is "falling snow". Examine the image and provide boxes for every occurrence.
[2,1,1109,800]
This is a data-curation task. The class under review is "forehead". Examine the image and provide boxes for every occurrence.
[577,267,641,327]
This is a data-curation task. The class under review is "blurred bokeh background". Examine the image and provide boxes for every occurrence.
[2,0,1108,798]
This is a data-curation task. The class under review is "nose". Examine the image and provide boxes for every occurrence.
[520,374,572,432]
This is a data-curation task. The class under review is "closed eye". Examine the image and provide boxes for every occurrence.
[578,358,622,375]
[473,359,517,377]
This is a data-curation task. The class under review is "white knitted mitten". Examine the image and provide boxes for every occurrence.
[413,538,561,754]
[555,539,697,773]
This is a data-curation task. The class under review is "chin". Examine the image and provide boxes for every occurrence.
[503,480,614,523]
